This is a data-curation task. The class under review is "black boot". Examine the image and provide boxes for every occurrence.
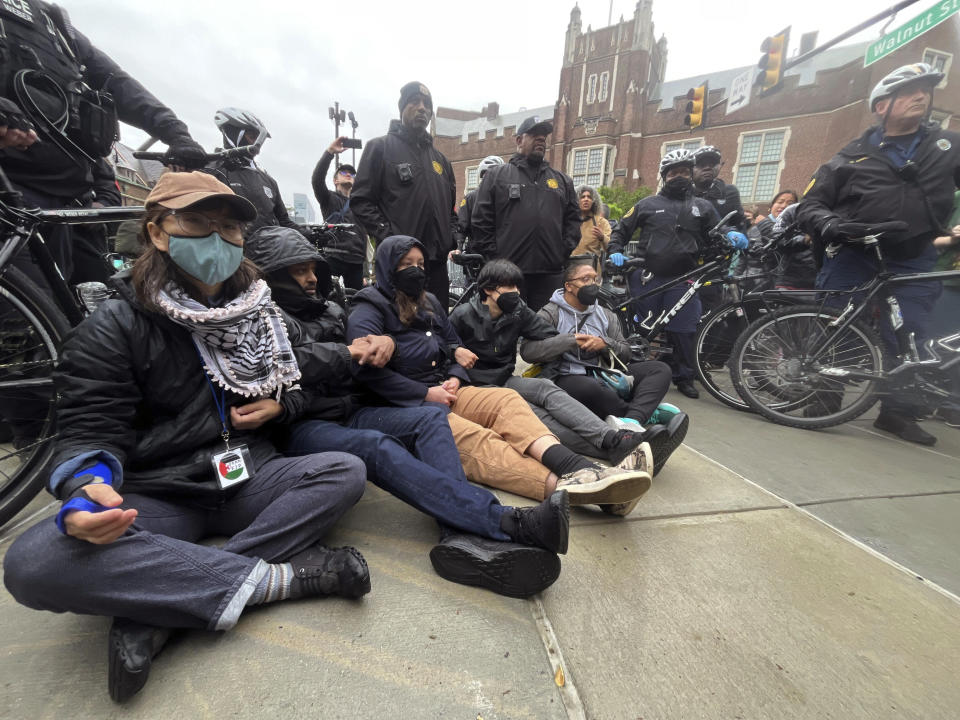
[108,618,172,703]
[288,545,371,599]
[873,409,937,446]
[500,490,570,554]
[646,412,689,475]
[429,534,561,598]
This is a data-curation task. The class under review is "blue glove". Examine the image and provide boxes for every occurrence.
[609,252,627,267]
[725,231,749,250]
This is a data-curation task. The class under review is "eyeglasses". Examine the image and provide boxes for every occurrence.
[568,275,598,286]
[161,210,245,241]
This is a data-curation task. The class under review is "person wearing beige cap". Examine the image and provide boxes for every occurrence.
[2,171,380,702]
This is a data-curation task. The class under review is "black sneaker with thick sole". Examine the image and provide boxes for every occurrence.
[873,411,937,446]
[508,490,570,554]
[429,534,561,598]
[108,618,172,703]
[646,412,689,476]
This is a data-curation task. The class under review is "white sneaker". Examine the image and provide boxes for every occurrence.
[604,415,642,431]
[601,442,654,517]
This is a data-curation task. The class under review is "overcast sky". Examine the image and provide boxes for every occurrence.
[68,0,913,216]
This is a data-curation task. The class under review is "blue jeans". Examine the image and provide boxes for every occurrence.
[285,406,509,541]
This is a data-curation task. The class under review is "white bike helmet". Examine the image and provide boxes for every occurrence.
[214,107,271,149]
[659,148,696,177]
[868,63,944,112]
[478,155,504,178]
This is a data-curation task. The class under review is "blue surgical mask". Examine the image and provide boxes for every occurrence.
[167,232,243,285]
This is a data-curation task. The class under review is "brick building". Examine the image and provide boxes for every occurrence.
[109,143,164,206]
[435,2,960,212]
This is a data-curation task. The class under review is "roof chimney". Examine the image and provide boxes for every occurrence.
[485,102,499,120]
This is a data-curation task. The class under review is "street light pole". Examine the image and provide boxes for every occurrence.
[328,101,346,171]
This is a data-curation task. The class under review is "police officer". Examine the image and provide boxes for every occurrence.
[0,0,205,282]
[470,115,581,311]
[311,137,366,289]
[608,149,748,398]
[458,154,503,248]
[351,81,460,308]
[206,107,302,236]
[799,63,960,445]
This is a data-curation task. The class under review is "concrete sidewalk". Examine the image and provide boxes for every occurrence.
[1,445,958,719]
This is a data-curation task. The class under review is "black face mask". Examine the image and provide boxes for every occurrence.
[495,291,521,314]
[663,176,692,198]
[394,266,427,298]
[576,284,600,306]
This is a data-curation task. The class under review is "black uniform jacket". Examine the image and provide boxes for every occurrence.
[469,154,581,274]
[350,120,458,261]
[798,123,960,261]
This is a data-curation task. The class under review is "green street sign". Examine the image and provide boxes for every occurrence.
[865,0,960,67]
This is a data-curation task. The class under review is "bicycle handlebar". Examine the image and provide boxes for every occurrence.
[450,253,485,266]
[132,145,260,164]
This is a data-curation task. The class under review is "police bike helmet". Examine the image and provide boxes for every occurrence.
[478,155,504,179]
[214,107,271,150]
[868,63,944,112]
[692,145,722,165]
[659,148,696,177]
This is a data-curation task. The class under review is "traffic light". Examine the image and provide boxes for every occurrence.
[756,28,790,96]
[684,83,707,129]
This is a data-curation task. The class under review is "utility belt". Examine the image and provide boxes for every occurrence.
[10,68,117,160]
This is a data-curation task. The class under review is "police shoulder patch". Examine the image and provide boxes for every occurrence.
[432,161,443,175]
[459,197,466,207]
[803,177,816,196]
[546,178,559,189]
[623,206,635,218]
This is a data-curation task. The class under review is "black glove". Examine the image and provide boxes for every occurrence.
[165,138,207,170]
[822,220,910,243]
[0,97,34,132]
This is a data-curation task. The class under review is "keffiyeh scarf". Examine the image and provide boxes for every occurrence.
[156,280,301,398]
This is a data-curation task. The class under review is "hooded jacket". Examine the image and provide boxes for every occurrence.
[347,236,469,406]
[448,294,558,386]
[798,123,960,263]
[608,190,721,276]
[47,272,352,501]
[350,120,459,260]
[519,289,632,380]
[470,153,582,273]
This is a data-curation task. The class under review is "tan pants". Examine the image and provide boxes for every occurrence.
[446,386,553,501]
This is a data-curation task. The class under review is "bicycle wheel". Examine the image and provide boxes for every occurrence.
[0,267,69,526]
[694,298,770,411]
[730,304,884,429]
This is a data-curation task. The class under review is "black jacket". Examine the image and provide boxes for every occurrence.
[693,178,746,231]
[205,162,299,236]
[470,154,581,273]
[457,188,479,249]
[350,121,459,260]
[0,1,196,200]
[609,191,721,276]
[448,295,558,386]
[798,123,960,262]
[48,273,351,500]
[310,151,367,264]
[347,236,469,406]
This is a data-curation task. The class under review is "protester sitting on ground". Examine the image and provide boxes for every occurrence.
[346,235,653,510]
[450,259,687,516]
[519,259,689,478]
[2,172,376,704]
[571,185,612,267]
[245,227,569,597]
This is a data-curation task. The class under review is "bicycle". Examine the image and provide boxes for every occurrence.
[728,229,960,429]
[447,252,485,312]
[0,145,256,526]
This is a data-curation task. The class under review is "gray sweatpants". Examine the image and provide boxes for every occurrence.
[3,452,365,632]
[504,376,612,459]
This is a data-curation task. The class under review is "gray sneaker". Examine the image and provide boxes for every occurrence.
[556,465,652,506]
[600,443,654,517]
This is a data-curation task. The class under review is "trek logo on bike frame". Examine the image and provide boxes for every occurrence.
[638,277,706,332]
